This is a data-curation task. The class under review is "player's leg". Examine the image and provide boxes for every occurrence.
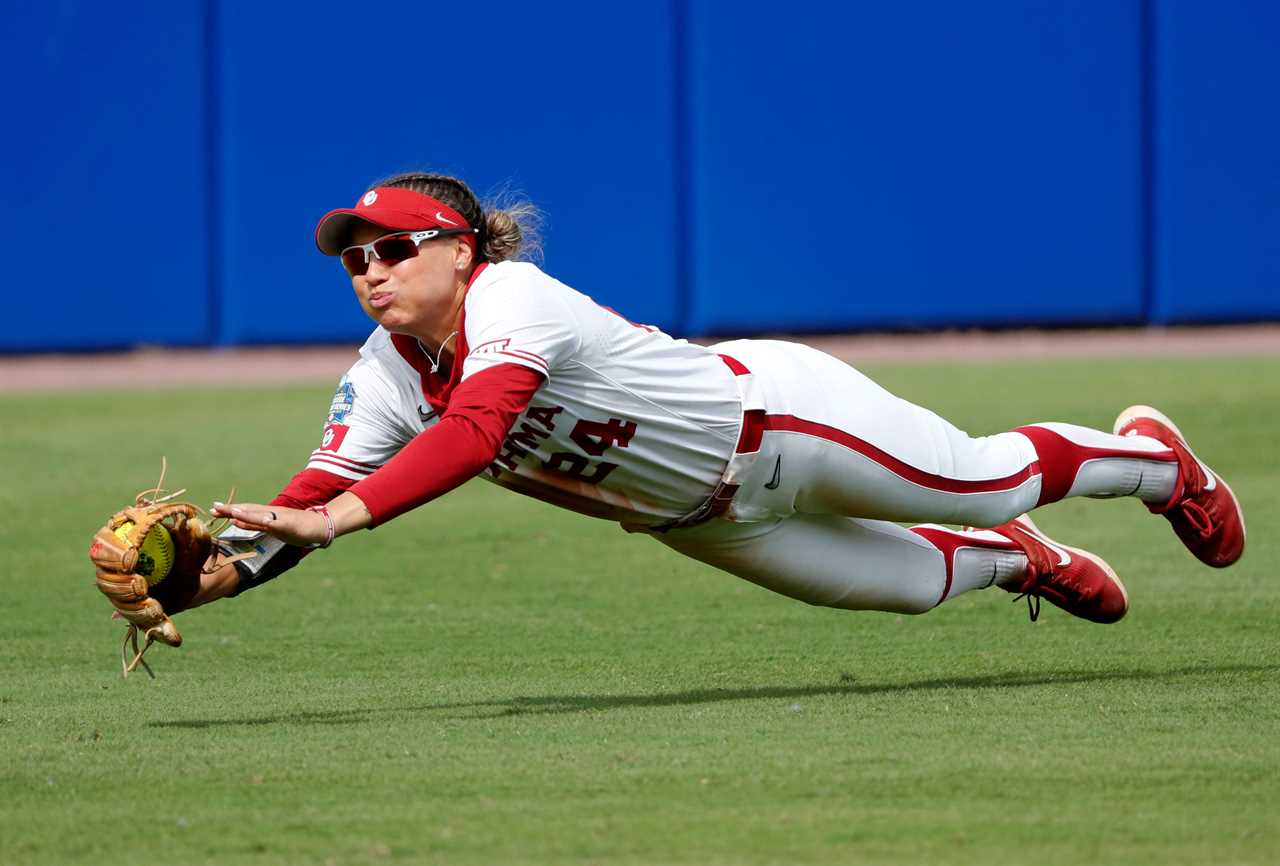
[716,340,1190,531]
[656,510,1127,622]
[777,417,1179,527]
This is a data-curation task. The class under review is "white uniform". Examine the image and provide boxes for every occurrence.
[307,261,741,527]
[298,261,1181,615]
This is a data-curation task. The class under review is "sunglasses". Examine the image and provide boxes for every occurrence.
[339,228,478,276]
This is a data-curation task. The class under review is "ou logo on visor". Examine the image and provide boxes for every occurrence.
[361,190,378,206]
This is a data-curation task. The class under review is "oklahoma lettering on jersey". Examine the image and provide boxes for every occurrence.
[304,261,743,527]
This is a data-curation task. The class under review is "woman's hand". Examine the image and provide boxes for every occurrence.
[211,492,372,548]
[212,503,330,548]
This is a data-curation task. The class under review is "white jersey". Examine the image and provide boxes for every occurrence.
[305,261,743,527]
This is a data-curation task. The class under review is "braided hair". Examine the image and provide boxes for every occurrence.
[373,171,543,264]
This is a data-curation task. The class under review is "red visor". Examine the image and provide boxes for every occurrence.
[315,187,473,254]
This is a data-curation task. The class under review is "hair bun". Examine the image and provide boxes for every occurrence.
[482,206,536,264]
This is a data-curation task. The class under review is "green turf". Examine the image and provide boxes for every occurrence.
[1,355,1277,865]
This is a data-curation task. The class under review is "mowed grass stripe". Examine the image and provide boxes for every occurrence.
[1,355,1276,865]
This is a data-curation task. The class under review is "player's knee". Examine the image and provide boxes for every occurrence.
[880,596,936,615]
[813,588,936,615]
[958,498,1031,530]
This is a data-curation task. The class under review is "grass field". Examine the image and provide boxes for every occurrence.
[2,355,1277,865]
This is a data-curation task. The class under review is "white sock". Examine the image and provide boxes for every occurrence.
[1023,423,1180,504]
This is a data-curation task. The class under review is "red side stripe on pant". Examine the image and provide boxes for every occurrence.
[763,414,1041,494]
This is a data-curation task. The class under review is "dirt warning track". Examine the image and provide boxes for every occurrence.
[1,324,1277,393]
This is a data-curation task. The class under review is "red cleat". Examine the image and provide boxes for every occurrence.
[1113,405,1246,568]
[981,515,1130,624]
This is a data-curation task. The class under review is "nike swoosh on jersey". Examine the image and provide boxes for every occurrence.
[418,405,438,423]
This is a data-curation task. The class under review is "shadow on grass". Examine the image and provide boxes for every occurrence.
[148,662,1277,728]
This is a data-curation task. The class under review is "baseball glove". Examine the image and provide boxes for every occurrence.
[88,461,232,677]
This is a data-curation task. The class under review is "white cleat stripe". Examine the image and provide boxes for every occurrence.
[1012,517,1072,567]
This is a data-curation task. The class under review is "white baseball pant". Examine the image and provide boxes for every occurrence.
[655,340,1180,614]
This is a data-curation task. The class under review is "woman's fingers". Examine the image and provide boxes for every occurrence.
[212,502,324,547]
[213,501,277,529]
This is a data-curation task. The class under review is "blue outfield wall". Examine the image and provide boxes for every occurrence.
[215,0,683,344]
[1,3,213,352]
[1,1,1276,352]
[686,1,1146,333]
[1151,0,1280,324]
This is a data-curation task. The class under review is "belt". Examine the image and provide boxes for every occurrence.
[648,353,765,533]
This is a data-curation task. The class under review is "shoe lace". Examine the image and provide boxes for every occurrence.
[1011,589,1042,622]
[1168,440,1216,541]
[1007,531,1095,623]
[1178,500,1217,539]
[1009,539,1055,623]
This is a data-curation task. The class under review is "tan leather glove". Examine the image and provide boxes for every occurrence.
[89,484,218,678]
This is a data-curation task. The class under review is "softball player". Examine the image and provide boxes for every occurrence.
[203,172,1245,625]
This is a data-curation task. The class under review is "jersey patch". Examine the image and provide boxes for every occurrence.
[320,423,350,452]
[328,379,357,424]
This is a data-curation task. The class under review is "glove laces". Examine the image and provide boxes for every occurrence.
[116,457,252,679]
[121,625,159,679]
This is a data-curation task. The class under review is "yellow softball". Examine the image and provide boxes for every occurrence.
[114,521,175,586]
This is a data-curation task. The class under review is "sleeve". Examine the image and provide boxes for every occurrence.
[270,467,356,509]
[461,269,583,383]
[304,356,417,481]
[348,363,544,526]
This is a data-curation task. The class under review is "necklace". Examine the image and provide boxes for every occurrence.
[417,331,459,374]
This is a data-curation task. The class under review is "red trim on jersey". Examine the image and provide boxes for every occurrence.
[1014,424,1178,506]
[763,414,1042,494]
[493,353,548,372]
[308,450,379,470]
[389,262,489,412]
[307,454,377,477]
[498,349,549,370]
[469,339,550,374]
[349,363,544,526]
[271,467,357,510]
[719,354,751,376]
